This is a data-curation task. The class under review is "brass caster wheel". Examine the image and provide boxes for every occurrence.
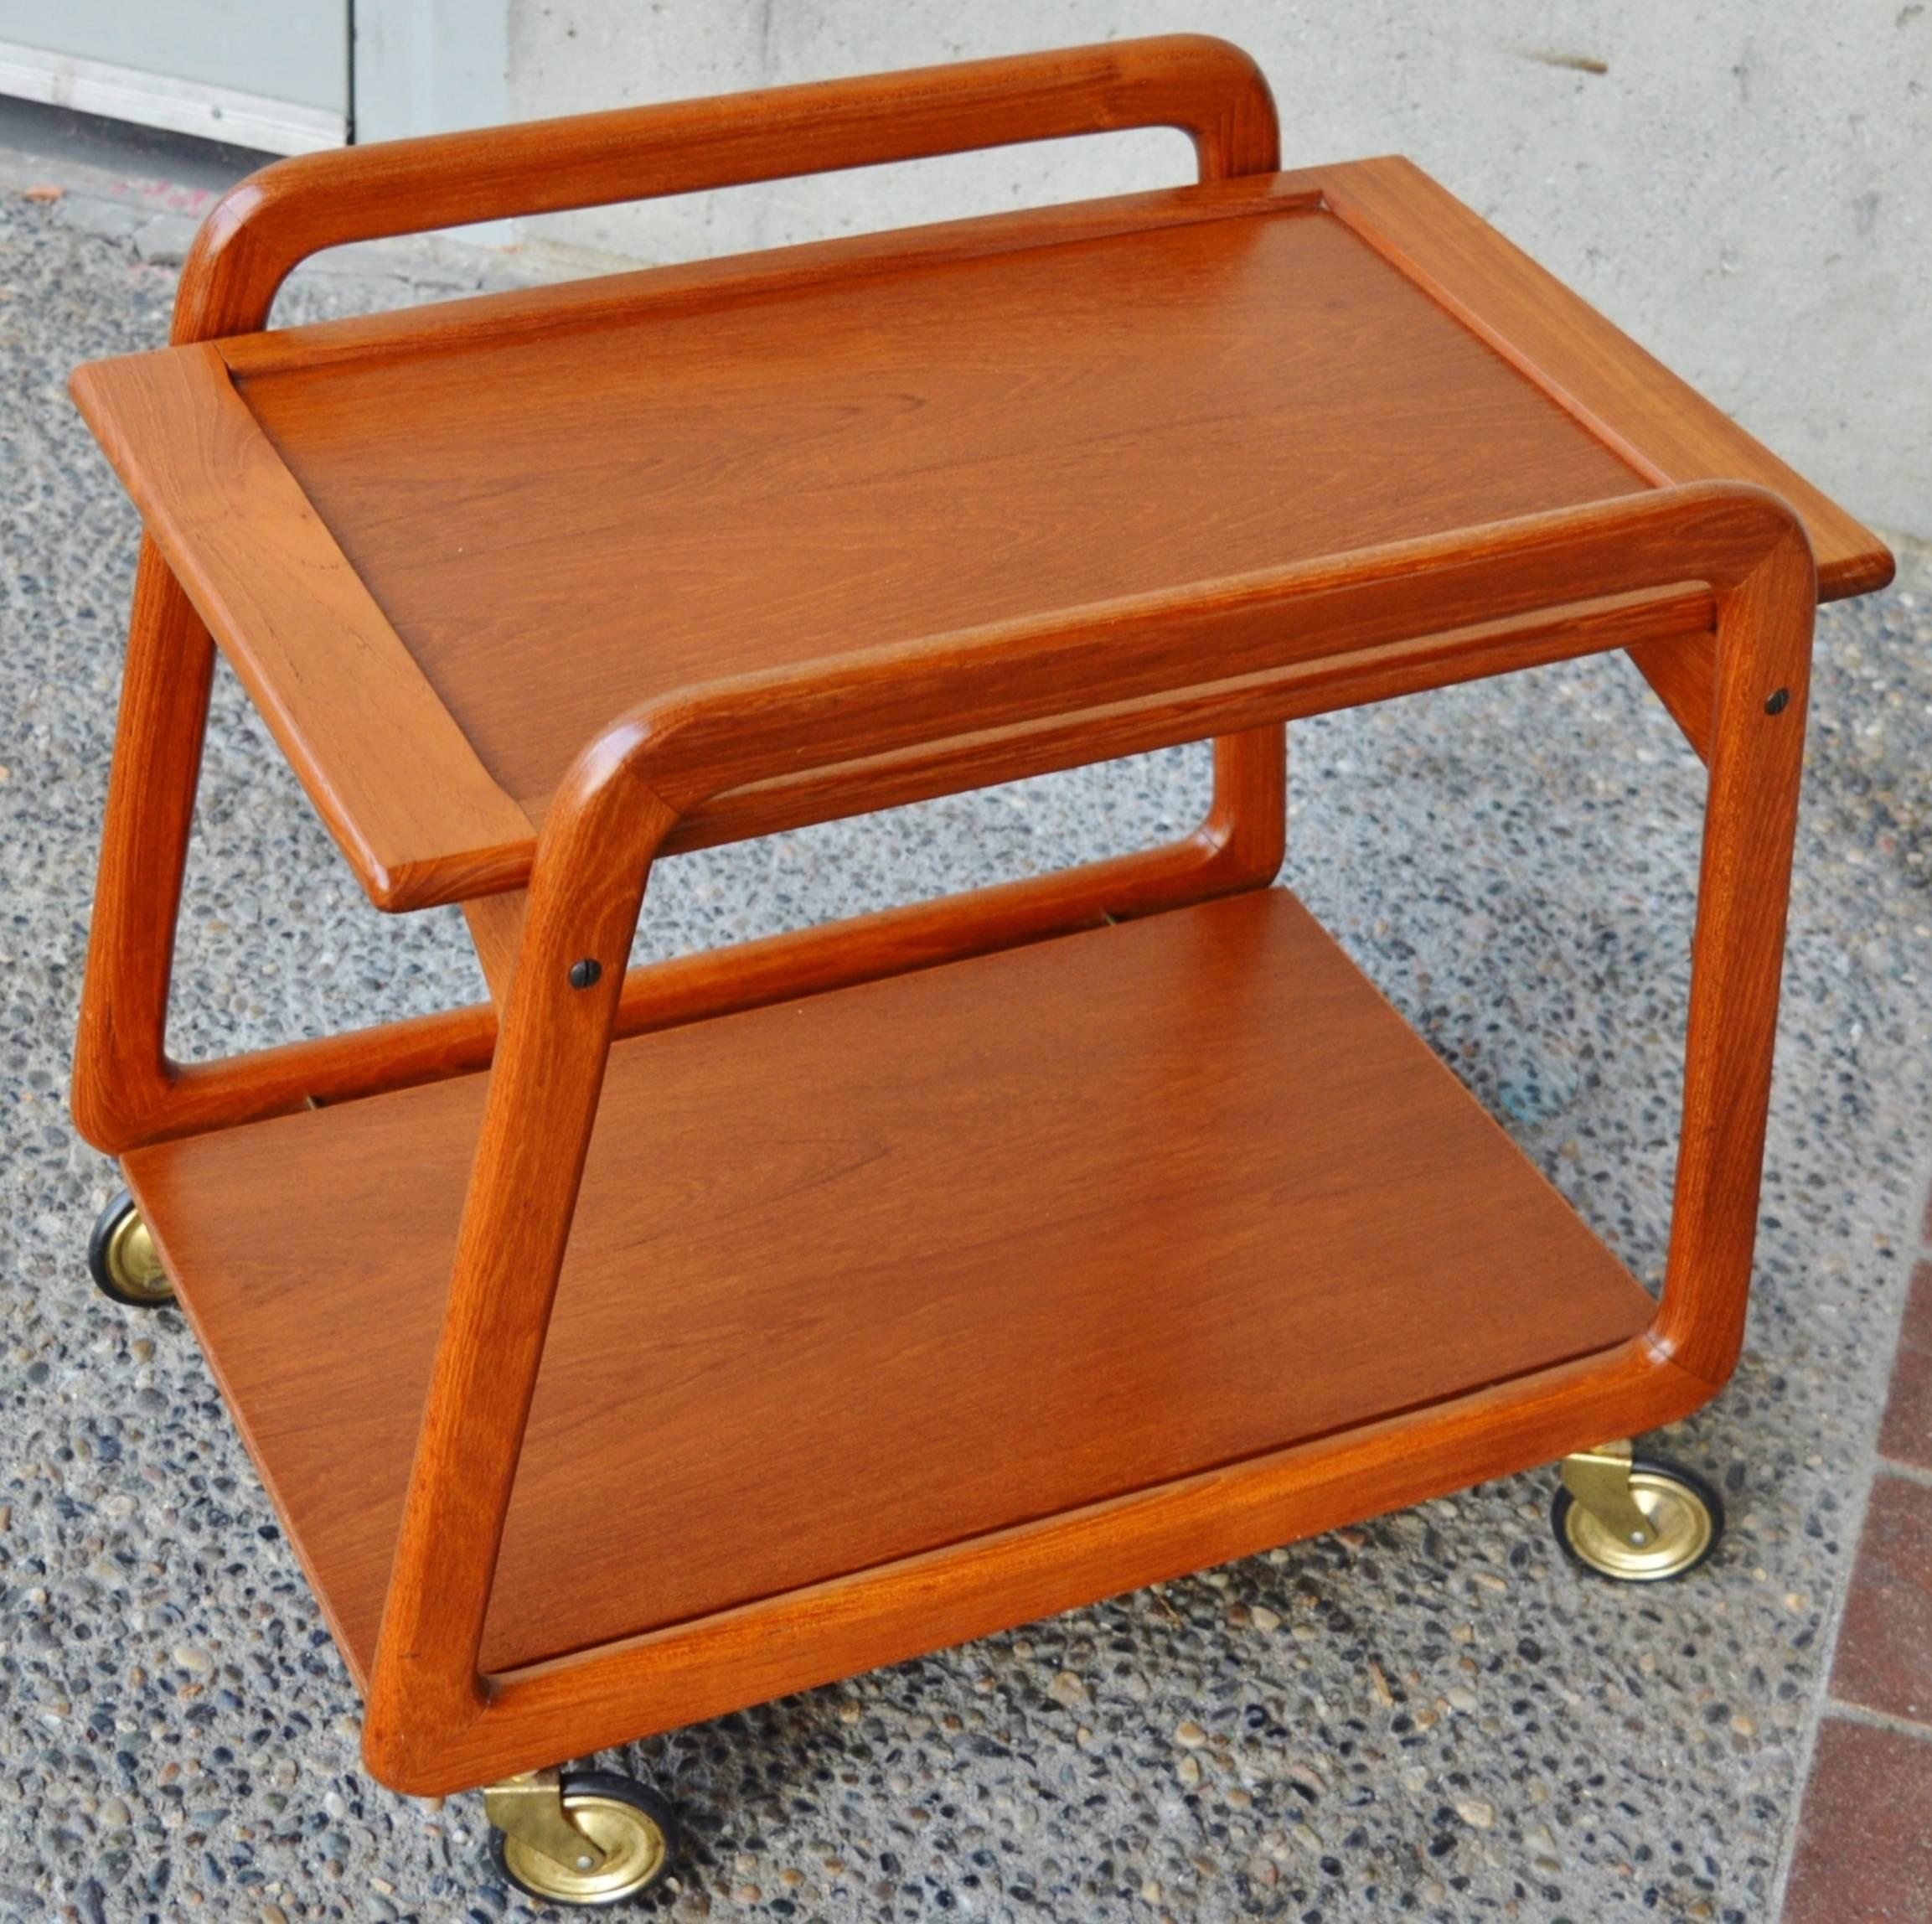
[87,1190,174,1308]
[1552,1441,1724,1582]
[487,1768,679,1909]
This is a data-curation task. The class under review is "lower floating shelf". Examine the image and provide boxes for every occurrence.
[128,889,1650,1683]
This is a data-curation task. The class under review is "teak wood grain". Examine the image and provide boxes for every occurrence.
[69,577,1710,1156]
[69,31,1289,1146]
[59,33,1881,1799]
[170,34,1280,344]
[128,890,1653,1679]
[594,489,1762,818]
[69,344,533,909]
[340,481,1816,1791]
[1318,158,1890,603]
[460,892,527,1007]
[660,582,1716,851]
[71,187,1650,897]
[226,203,1645,821]
[69,163,1888,912]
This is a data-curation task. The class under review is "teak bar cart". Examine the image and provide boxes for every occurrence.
[65,34,1892,1909]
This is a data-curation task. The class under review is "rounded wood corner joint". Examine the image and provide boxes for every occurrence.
[1636,1325,1734,1400]
[1642,1308,1747,1400]
[360,1671,491,1796]
[69,1057,179,1157]
[173,179,287,344]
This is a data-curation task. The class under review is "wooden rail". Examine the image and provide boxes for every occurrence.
[362,478,1816,1790]
[72,34,1288,1152]
[61,32,1846,1800]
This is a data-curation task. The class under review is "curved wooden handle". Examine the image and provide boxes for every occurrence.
[173,34,1278,342]
[365,474,1817,1787]
[596,482,1810,814]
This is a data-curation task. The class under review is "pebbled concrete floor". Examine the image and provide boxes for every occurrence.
[1,144,1929,1924]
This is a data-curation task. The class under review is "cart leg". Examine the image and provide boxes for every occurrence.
[71,544,218,1152]
[1205,723,1288,889]
[1552,1439,1725,1582]
[486,1766,679,1908]
[1648,522,1816,1384]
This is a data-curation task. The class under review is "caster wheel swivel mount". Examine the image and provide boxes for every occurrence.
[487,1767,679,1908]
[1552,1438,1724,1581]
[87,1190,174,1309]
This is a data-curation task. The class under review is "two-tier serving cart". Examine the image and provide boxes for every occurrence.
[65,34,1892,1907]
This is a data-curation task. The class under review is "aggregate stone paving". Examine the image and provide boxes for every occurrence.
[1,184,1929,1924]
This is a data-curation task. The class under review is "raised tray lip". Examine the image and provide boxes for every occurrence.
[65,156,1892,913]
[215,168,1330,378]
[106,153,1892,607]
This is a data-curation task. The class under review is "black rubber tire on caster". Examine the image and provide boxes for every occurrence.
[87,1190,175,1308]
[1551,1454,1725,1582]
[490,1771,679,1909]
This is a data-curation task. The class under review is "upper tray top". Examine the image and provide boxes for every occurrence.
[236,197,1640,813]
[72,158,1893,909]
